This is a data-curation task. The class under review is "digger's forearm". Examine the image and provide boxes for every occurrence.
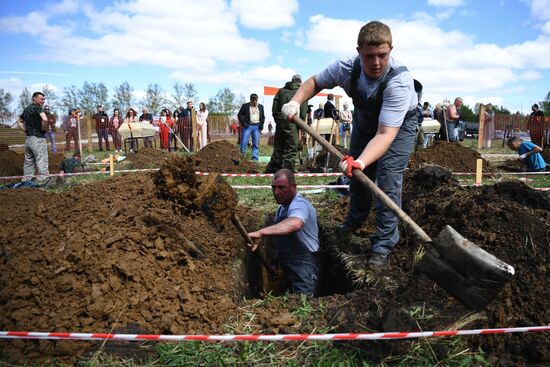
[259,217,303,236]
[291,77,319,105]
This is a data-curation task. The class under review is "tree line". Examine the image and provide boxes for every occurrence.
[0,82,248,127]
[1,83,548,127]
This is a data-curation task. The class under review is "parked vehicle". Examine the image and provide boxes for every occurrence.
[462,121,479,138]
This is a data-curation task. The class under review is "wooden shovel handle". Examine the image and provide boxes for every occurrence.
[231,215,277,277]
[291,115,432,243]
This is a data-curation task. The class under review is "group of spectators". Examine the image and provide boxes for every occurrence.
[42,101,210,154]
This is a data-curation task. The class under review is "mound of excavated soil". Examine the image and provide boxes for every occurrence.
[409,141,491,172]
[125,147,170,169]
[0,151,66,177]
[317,169,549,365]
[0,164,251,363]
[1,155,548,365]
[195,140,260,173]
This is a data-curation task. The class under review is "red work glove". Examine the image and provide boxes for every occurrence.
[339,155,365,178]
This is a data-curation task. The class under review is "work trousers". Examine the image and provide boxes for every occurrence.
[65,127,79,151]
[97,128,110,151]
[240,124,260,161]
[111,129,122,151]
[266,120,298,172]
[45,130,57,154]
[277,251,319,296]
[23,136,49,182]
[347,115,417,256]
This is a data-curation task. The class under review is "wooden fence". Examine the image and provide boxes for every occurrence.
[494,114,550,132]
[207,115,233,134]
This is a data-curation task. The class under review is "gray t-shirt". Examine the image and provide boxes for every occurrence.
[274,193,319,253]
[315,56,417,127]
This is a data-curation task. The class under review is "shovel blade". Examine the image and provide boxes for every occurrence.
[417,225,514,311]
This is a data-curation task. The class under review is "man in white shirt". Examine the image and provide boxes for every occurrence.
[237,93,265,161]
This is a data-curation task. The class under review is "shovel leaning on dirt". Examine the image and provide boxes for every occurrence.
[291,115,514,310]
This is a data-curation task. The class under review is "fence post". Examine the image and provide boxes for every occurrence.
[478,104,485,149]
[87,116,92,153]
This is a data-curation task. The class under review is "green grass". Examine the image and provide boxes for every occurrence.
[459,137,514,154]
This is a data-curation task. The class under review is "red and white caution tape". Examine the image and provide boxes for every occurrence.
[195,172,342,177]
[0,326,548,342]
[453,171,550,176]
[232,185,348,189]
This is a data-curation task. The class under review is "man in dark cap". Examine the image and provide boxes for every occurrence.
[265,74,309,173]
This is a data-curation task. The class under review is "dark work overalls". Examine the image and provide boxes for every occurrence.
[346,57,417,256]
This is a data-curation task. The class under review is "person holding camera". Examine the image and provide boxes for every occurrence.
[340,102,352,149]
[16,91,50,183]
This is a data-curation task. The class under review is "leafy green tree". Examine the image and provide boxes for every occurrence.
[459,104,476,121]
[41,84,59,113]
[207,88,239,116]
[17,87,30,115]
[143,83,167,115]
[79,82,109,114]
[171,82,186,109]
[172,82,198,109]
[541,91,550,114]
[492,105,511,115]
[61,85,80,116]
[183,83,198,103]
[111,81,134,114]
[0,89,14,126]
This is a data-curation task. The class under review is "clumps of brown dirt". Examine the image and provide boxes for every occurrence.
[0,150,23,176]
[0,151,67,177]
[0,172,246,363]
[153,155,200,210]
[154,155,238,225]
[125,147,169,168]
[409,141,491,172]
[195,140,259,173]
[315,167,549,365]
[542,149,550,163]
[403,174,550,364]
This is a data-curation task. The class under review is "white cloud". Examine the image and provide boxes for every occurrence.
[522,0,550,20]
[427,0,464,7]
[303,16,550,103]
[230,0,298,29]
[171,64,297,90]
[49,0,79,16]
[0,0,270,70]
[304,15,363,54]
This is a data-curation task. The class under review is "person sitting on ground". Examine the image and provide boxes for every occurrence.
[507,136,547,172]
[59,152,85,174]
[246,169,320,296]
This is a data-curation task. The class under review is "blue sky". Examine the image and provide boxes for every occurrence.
[1,0,549,114]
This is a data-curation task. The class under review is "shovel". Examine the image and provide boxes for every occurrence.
[291,115,514,310]
[196,174,277,279]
